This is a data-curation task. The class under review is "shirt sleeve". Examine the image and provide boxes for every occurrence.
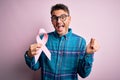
[24,51,41,71]
[77,38,94,78]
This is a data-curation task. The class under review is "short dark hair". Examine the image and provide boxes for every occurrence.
[51,4,70,15]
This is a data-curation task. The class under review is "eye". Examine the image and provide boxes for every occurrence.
[60,15,66,19]
[51,16,58,21]
[51,16,56,19]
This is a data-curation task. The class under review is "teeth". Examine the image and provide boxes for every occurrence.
[57,25,64,28]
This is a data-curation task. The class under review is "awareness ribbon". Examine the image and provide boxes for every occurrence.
[35,28,51,64]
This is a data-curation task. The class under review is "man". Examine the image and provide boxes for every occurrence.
[24,4,99,80]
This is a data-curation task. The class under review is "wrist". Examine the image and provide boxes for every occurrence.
[27,50,33,58]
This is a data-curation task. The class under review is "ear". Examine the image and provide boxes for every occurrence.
[51,18,54,24]
[68,16,71,23]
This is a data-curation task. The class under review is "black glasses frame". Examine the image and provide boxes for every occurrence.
[51,14,69,22]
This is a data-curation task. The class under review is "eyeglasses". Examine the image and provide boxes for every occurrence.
[51,14,69,22]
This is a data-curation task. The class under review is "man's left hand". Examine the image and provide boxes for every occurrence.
[86,38,100,54]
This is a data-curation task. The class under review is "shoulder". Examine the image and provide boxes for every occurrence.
[71,33,85,41]
[47,32,54,35]
[47,32,55,38]
[72,33,86,45]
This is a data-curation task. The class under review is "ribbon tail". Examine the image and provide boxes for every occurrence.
[42,45,51,60]
[34,49,42,64]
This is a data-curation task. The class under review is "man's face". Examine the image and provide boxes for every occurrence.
[51,9,71,36]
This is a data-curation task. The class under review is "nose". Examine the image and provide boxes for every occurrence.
[56,18,62,23]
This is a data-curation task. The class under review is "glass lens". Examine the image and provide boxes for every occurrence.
[51,14,68,22]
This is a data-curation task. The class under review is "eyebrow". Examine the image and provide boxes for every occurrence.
[51,14,68,17]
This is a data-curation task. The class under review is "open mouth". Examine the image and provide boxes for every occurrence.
[56,25,64,32]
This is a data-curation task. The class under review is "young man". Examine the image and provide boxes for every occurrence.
[24,4,99,80]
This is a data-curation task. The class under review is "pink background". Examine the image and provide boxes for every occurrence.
[0,0,120,80]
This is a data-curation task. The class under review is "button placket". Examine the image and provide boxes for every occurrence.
[55,37,64,75]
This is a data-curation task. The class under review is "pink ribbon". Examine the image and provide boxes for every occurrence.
[35,29,51,63]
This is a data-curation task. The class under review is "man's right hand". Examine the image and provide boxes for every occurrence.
[27,43,42,58]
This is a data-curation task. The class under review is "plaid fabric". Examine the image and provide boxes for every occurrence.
[25,28,94,80]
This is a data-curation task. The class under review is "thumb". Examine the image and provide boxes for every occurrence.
[90,38,95,49]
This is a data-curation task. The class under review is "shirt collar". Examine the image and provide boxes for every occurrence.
[53,28,72,39]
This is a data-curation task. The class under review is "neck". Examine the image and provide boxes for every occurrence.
[59,31,68,37]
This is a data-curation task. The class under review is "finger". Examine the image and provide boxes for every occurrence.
[32,47,40,53]
[37,43,42,48]
[94,40,100,51]
[92,49,97,53]
[90,38,95,49]
[31,52,38,56]
[27,50,37,57]
[30,43,41,50]
[90,38,95,44]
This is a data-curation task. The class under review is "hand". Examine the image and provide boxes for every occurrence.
[27,43,42,57]
[86,38,100,54]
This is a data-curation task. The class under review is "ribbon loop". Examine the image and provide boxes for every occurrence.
[34,29,51,64]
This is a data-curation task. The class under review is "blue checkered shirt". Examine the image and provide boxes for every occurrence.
[24,28,94,80]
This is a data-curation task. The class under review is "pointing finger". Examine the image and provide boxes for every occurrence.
[90,38,95,49]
